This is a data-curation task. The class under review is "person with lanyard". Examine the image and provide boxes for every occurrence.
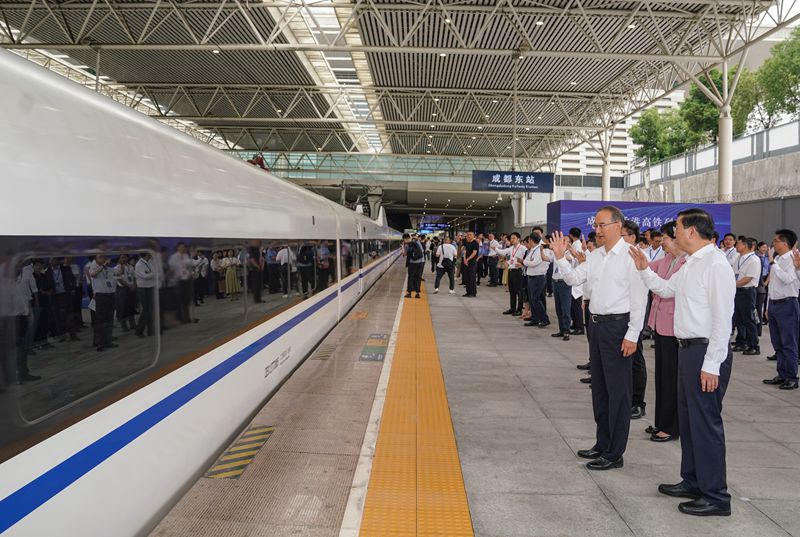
[403,233,425,299]
[550,205,648,472]
[476,233,489,286]
[88,253,118,352]
[732,237,762,356]
[486,233,500,287]
[721,232,738,270]
[462,231,479,297]
[763,229,800,390]
[629,208,735,516]
[523,233,549,327]
[433,236,457,294]
[550,234,574,342]
[646,231,666,262]
[134,252,156,338]
[755,241,770,329]
[492,232,526,315]
[643,221,687,443]
[575,232,605,384]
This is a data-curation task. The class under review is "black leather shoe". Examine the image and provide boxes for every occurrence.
[577,362,591,370]
[563,334,570,341]
[18,374,42,382]
[650,432,675,442]
[551,332,565,338]
[658,482,701,500]
[577,448,602,459]
[569,328,585,335]
[645,425,659,434]
[580,376,592,384]
[780,379,799,390]
[513,310,523,316]
[537,321,551,328]
[678,498,731,517]
[586,457,623,470]
[743,348,761,356]
[404,293,412,298]
[767,354,777,361]
[764,376,787,385]
[631,406,645,419]
[731,345,746,352]
[502,309,514,315]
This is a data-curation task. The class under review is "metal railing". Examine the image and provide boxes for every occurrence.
[624,119,800,188]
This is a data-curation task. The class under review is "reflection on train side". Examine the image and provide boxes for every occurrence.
[0,235,398,462]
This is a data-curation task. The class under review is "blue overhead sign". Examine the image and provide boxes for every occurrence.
[471,170,555,193]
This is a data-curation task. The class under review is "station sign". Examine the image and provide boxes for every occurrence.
[471,170,555,193]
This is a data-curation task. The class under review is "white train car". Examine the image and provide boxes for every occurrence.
[0,49,401,536]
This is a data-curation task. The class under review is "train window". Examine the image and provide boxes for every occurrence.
[340,240,357,277]
[4,248,159,423]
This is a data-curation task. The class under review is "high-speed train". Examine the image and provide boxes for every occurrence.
[0,49,401,536]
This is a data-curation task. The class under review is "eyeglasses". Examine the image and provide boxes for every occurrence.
[592,220,620,230]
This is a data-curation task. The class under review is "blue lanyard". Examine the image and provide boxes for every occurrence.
[737,253,755,272]
[649,247,661,261]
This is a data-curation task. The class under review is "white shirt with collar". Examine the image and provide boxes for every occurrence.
[647,246,666,262]
[639,243,735,375]
[556,237,648,343]
[495,243,527,269]
[523,243,548,276]
[735,251,761,289]
[723,247,739,270]
[580,247,603,301]
[487,239,500,257]
[570,239,584,299]
[769,251,800,300]
[135,257,156,288]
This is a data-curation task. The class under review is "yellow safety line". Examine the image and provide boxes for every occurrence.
[236,433,271,442]
[359,286,474,537]
[221,449,260,461]
[207,469,245,479]
[210,459,254,472]
[228,442,264,452]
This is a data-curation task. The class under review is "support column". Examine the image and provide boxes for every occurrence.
[517,193,527,227]
[366,187,383,220]
[601,159,611,201]
[718,105,733,202]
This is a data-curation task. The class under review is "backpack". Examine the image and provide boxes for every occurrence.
[408,241,423,261]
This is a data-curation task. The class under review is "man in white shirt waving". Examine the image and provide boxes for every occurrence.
[550,206,648,472]
[629,208,735,517]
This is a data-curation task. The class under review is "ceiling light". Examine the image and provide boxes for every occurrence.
[535,20,544,26]
[537,115,543,120]
[471,136,476,139]
[317,147,323,151]
[424,198,427,201]
[430,124,435,128]
[434,97,440,102]
[478,126,483,130]
[627,23,637,29]
[428,135,433,138]
[506,146,511,149]
[212,49,220,54]
[525,127,530,130]
[439,53,447,57]
[432,112,437,116]
[492,99,498,103]
[428,143,432,146]
[276,109,282,113]
[570,81,577,85]
[472,200,475,202]
[467,145,472,148]
[485,114,490,118]
[447,199,450,202]
[427,150,431,154]
[444,17,452,23]
[518,54,524,60]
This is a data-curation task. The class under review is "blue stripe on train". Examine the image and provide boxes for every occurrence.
[0,251,398,533]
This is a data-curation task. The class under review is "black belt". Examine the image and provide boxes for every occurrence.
[590,313,630,323]
[736,287,755,292]
[677,337,709,348]
[771,297,797,304]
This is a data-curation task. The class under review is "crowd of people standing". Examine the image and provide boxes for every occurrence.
[403,206,800,517]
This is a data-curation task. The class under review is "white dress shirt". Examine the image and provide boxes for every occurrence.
[640,243,735,375]
[495,244,527,269]
[556,237,648,343]
[570,239,584,299]
[487,239,500,257]
[435,243,458,268]
[523,244,548,276]
[135,258,156,288]
[647,246,666,262]
[768,252,800,300]
[735,252,761,288]
[580,248,603,301]
[723,247,739,270]
[89,261,116,294]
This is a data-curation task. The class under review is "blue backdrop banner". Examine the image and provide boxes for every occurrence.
[546,200,731,238]
[472,170,554,192]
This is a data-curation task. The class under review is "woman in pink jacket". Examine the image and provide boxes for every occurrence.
[646,221,687,442]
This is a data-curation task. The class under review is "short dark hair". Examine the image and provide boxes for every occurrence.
[402,233,410,239]
[532,226,544,234]
[737,236,755,249]
[530,232,542,244]
[510,231,521,239]
[723,232,736,241]
[587,231,597,241]
[597,205,624,223]
[568,227,582,239]
[678,208,715,240]
[660,221,677,239]
[622,219,640,241]
[649,230,662,239]
[757,241,767,249]
[775,228,798,248]
[712,231,720,243]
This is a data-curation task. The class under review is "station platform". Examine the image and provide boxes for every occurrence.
[150,263,800,537]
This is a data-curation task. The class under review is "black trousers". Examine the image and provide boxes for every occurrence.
[527,275,547,324]
[678,343,732,509]
[654,333,679,436]
[734,288,758,349]
[632,336,647,409]
[435,265,455,290]
[553,280,572,333]
[299,266,315,295]
[249,269,263,302]
[570,297,584,330]
[507,269,522,312]
[94,292,115,347]
[136,287,156,336]
[589,317,632,462]
[464,261,477,295]
[267,263,282,293]
[584,300,592,343]
[488,257,499,285]
[407,262,424,293]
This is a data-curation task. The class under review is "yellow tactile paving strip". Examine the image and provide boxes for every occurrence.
[359,287,474,537]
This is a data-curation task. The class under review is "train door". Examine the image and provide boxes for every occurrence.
[357,224,364,295]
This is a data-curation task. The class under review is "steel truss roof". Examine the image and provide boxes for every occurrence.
[1,0,797,166]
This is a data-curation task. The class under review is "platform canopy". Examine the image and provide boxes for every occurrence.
[1,0,797,172]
